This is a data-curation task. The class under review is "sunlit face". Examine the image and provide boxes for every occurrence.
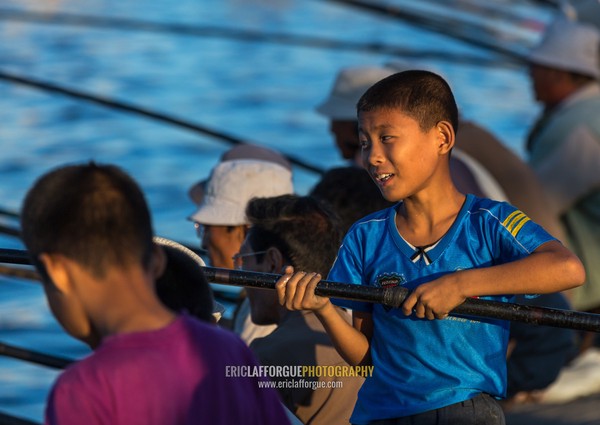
[330,120,360,160]
[237,237,280,326]
[198,224,246,268]
[359,108,441,202]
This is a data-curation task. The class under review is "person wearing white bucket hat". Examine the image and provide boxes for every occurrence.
[190,159,293,225]
[188,155,293,345]
[188,143,292,207]
[316,66,396,165]
[526,16,600,316]
[189,158,293,265]
[518,15,600,406]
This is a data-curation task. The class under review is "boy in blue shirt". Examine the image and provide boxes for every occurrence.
[275,70,585,424]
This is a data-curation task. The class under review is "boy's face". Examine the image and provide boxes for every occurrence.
[237,237,280,325]
[358,108,445,202]
[198,223,246,268]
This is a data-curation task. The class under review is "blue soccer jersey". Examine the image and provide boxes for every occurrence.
[329,194,556,424]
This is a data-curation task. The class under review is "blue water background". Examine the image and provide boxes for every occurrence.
[0,0,556,421]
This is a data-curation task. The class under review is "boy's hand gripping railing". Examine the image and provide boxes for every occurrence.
[203,267,600,333]
[1,248,600,332]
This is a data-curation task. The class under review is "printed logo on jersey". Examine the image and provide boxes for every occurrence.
[502,210,531,238]
[375,273,406,312]
[375,272,406,289]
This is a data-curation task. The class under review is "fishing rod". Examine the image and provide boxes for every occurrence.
[0,224,19,238]
[0,265,40,281]
[529,0,561,7]
[0,341,72,369]
[0,207,19,220]
[321,0,531,64]
[202,267,600,332]
[0,8,519,68]
[0,70,325,176]
[1,248,599,332]
[0,222,203,258]
[421,0,547,30]
[0,262,239,305]
[0,212,204,259]
[0,411,40,425]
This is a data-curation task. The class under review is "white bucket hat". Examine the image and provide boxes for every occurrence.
[153,236,225,322]
[528,17,600,78]
[316,66,396,120]
[188,144,292,206]
[189,159,293,226]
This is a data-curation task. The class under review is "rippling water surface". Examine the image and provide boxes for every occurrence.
[0,0,555,421]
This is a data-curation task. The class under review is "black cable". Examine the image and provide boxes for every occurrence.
[0,342,73,369]
[0,207,19,219]
[417,0,548,28]
[321,0,530,64]
[0,412,40,425]
[0,8,521,68]
[0,69,325,175]
[0,224,19,238]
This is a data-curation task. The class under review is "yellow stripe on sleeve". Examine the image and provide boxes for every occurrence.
[504,210,525,233]
[511,215,531,237]
[502,210,521,227]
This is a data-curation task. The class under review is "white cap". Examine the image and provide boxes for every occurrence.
[188,144,291,206]
[528,17,600,78]
[189,159,293,225]
[316,66,396,120]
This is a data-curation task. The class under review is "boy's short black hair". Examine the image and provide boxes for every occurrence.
[245,195,341,277]
[357,70,459,133]
[21,162,154,279]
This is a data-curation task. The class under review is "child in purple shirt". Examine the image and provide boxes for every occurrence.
[20,162,289,425]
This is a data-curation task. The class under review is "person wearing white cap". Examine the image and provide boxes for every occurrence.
[189,154,293,268]
[188,143,292,207]
[518,15,600,406]
[526,17,600,316]
[188,148,294,344]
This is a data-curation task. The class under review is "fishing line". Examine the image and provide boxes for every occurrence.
[0,224,20,238]
[2,249,600,332]
[0,219,202,257]
[0,341,72,369]
[0,411,41,425]
[0,207,19,219]
[0,70,325,175]
[321,0,531,63]
[0,8,521,68]
[418,0,547,29]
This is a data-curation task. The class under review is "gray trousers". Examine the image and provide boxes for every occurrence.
[365,393,505,425]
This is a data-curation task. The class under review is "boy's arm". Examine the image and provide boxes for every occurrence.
[403,240,586,320]
[276,266,372,366]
